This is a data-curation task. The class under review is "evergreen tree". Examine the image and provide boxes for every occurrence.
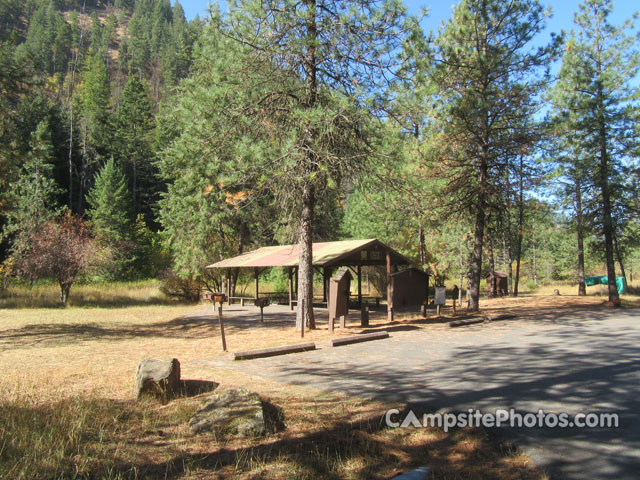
[86,157,134,278]
[552,0,640,303]
[159,2,417,329]
[430,0,557,311]
[0,42,33,216]
[1,121,60,261]
[78,50,111,211]
[22,1,58,74]
[115,75,155,218]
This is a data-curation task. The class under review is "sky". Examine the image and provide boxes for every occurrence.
[173,0,638,44]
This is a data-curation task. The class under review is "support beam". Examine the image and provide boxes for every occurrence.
[322,267,328,302]
[357,264,362,307]
[254,268,259,300]
[426,273,430,305]
[288,267,294,310]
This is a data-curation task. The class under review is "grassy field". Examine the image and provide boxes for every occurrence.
[4,279,634,479]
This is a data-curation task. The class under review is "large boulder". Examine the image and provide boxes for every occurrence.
[189,387,266,437]
[135,358,181,401]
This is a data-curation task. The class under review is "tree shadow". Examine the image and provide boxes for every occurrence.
[209,307,640,479]
[178,380,220,398]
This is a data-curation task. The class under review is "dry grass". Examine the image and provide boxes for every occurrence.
[5,281,609,479]
[0,382,545,480]
[0,279,175,309]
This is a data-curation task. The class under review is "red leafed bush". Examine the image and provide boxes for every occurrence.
[23,212,96,306]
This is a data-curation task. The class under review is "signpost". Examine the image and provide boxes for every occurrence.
[434,286,446,316]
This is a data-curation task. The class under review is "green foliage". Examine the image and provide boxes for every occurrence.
[1,120,60,261]
[87,157,132,243]
[115,75,156,216]
[86,157,134,279]
[550,0,639,299]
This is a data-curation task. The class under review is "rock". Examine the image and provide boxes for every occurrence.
[553,289,561,295]
[189,387,266,437]
[135,358,181,401]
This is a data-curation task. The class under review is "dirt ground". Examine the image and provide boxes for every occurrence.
[1,294,628,479]
[0,294,623,401]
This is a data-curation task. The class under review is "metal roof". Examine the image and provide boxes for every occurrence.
[206,238,412,269]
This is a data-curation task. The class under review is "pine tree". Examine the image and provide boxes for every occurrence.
[430,0,558,311]
[158,2,417,329]
[86,157,134,279]
[553,0,640,304]
[115,76,155,217]
[23,1,59,74]
[78,50,111,211]
[1,120,60,261]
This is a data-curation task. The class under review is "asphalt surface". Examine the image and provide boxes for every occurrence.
[194,305,640,479]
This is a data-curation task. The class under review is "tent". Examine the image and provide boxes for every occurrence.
[584,275,626,294]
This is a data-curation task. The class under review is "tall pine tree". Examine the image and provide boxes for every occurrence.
[553,0,639,303]
[431,0,557,311]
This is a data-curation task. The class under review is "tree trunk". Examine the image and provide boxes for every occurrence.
[468,206,485,311]
[504,228,513,296]
[60,283,71,307]
[596,69,619,303]
[295,0,318,330]
[504,174,514,296]
[468,134,488,311]
[296,183,316,330]
[459,247,464,303]
[613,234,626,283]
[68,105,74,209]
[514,156,524,296]
[532,235,537,285]
[487,231,496,298]
[576,177,586,296]
[419,227,426,270]
[132,160,137,206]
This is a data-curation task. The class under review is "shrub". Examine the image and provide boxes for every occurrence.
[159,270,201,302]
[21,212,97,306]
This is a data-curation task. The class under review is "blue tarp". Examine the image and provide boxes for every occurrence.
[584,275,626,294]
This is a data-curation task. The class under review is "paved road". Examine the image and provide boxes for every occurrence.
[195,306,640,479]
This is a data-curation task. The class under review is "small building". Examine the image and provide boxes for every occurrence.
[391,267,429,307]
[206,238,412,322]
[486,271,508,297]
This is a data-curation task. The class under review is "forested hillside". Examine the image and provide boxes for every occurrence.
[1,0,639,312]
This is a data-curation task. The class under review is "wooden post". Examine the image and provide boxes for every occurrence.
[357,264,362,307]
[322,267,328,302]
[386,249,393,322]
[288,267,294,310]
[436,304,441,316]
[300,299,305,338]
[340,314,346,329]
[218,305,227,352]
[360,304,369,327]
[426,273,430,305]
[453,299,457,315]
[254,268,259,300]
